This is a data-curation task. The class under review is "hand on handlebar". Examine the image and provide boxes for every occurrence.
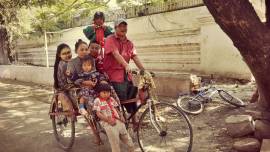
[131,69,155,77]
[125,64,132,74]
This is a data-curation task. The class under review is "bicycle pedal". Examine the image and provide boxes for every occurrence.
[57,120,63,125]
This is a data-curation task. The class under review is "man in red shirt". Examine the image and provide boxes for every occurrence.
[103,18,145,129]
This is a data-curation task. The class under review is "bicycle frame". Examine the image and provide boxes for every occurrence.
[147,99,162,134]
[193,86,218,101]
[119,73,162,134]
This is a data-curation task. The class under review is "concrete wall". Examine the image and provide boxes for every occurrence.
[0,65,53,85]
[15,6,252,79]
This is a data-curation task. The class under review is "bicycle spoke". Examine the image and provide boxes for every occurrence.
[52,109,75,150]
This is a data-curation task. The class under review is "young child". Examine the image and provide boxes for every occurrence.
[74,58,107,115]
[93,83,134,152]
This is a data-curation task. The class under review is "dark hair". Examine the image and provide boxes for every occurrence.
[97,83,111,93]
[93,11,105,21]
[88,39,99,48]
[75,39,87,53]
[82,58,93,66]
[53,43,70,89]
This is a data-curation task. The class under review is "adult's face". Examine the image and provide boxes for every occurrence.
[59,47,72,62]
[94,18,104,26]
[76,43,89,58]
[89,43,101,58]
[115,23,127,37]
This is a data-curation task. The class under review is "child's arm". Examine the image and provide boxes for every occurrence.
[81,75,96,88]
[93,98,116,126]
[74,78,84,86]
[114,108,125,122]
[96,111,116,126]
[110,97,125,122]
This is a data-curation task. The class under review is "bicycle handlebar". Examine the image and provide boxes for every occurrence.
[131,70,155,77]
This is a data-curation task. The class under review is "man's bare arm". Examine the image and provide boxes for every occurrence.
[132,55,145,70]
[112,51,131,72]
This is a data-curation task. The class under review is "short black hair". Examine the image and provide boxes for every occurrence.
[88,39,100,48]
[97,83,111,93]
[93,11,105,21]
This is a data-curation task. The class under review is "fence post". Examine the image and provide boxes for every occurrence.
[44,30,49,68]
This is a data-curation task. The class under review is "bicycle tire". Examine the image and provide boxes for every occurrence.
[137,102,193,152]
[218,90,246,107]
[51,97,75,151]
[177,95,204,115]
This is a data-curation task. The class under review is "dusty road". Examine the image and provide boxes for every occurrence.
[0,79,255,152]
[0,79,119,152]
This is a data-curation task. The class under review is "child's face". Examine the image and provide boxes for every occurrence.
[82,62,92,72]
[100,91,110,99]
[94,18,104,26]
[89,43,101,58]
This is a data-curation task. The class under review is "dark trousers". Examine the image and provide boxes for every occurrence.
[111,75,137,113]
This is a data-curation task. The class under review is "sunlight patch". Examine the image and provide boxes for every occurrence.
[7,110,26,116]
[205,105,221,111]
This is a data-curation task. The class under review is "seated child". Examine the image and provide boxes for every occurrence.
[74,58,108,116]
[93,83,134,152]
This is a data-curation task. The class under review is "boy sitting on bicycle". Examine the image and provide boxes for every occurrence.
[93,83,134,152]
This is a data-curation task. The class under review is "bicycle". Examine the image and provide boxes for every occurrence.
[176,80,246,115]
[49,70,193,152]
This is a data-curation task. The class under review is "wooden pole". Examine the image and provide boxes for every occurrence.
[44,30,49,68]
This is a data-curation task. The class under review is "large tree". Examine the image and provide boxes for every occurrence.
[202,0,270,112]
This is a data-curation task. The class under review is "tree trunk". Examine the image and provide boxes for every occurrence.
[203,0,270,111]
[266,0,270,28]
[0,27,10,65]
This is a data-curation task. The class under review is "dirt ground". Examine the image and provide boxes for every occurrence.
[0,79,256,152]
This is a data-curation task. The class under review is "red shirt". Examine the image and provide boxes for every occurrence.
[103,34,137,83]
[95,26,105,48]
[95,55,104,73]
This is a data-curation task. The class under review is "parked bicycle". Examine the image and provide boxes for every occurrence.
[49,70,193,152]
[177,80,246,115]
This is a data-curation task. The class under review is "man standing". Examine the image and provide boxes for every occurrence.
[103,18,145,129]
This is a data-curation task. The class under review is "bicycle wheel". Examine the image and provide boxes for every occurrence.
[137,102,193,152]
[218,90,246,107]
[51,98,75,151]
[177,95,204,115]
